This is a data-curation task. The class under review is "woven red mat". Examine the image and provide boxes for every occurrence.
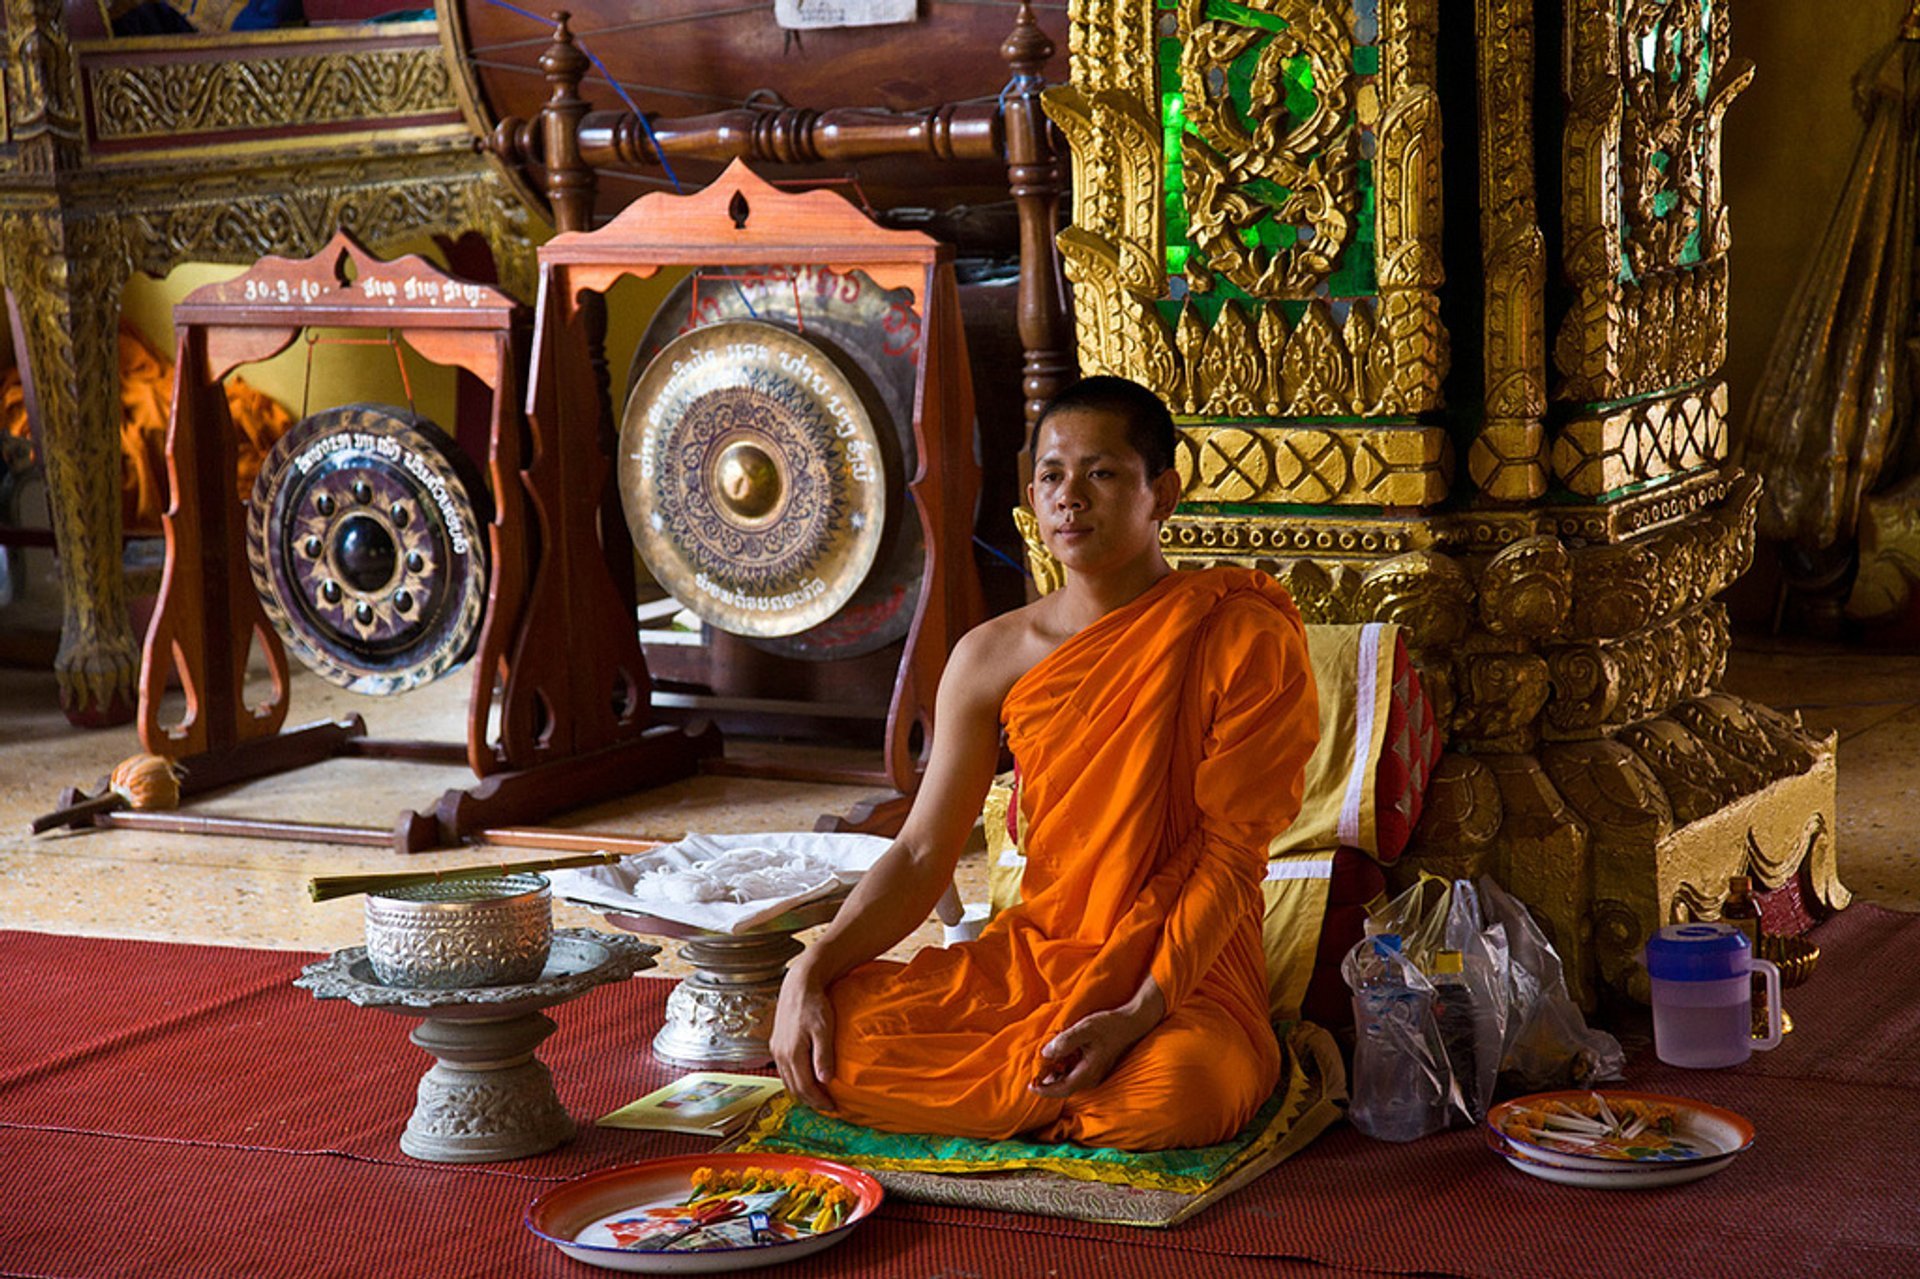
[3,905,1918,1279]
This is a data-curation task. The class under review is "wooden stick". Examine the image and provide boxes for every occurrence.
[307,850,642,902]
[92,809,400,847]
[30,792,127,835]
[475,827,675,856]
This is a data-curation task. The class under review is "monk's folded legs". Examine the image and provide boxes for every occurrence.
[1035,995,1280,1151]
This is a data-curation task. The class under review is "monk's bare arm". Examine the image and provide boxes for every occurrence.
[771,623,1016,1108]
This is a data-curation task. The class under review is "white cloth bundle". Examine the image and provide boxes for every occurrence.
[549,831,891,934]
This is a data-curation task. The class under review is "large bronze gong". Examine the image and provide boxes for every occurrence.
[247,405,491,696]
[626,268,925,659]
[619,320,898,645]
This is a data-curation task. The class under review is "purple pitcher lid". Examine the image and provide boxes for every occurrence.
[1644,921,1751,982]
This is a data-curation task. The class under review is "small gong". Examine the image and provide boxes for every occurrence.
[247,404,490,696]
[618,320,889,640]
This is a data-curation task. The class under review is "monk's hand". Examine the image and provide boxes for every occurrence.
[1030,1006,1155,1099]
[771,963,836,1112]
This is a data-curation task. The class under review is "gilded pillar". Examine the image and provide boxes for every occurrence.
[1052,0,1843,1004]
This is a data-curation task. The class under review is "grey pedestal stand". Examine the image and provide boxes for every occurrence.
[296,928,658,1162]
[601,893,845,1070]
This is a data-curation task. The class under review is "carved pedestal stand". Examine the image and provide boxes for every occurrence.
[296,929,656,1163]
[603,896,845,1069]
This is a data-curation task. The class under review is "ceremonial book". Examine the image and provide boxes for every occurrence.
[598,1073,787,1137]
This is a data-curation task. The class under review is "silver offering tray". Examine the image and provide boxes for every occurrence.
[581,892,848,1071]
[297,929,659,1017]
[295,928,658,1163]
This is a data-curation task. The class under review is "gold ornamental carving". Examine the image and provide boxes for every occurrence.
[1542,602,1729,736]
[1173,0,1355,298]
[6,0,86,172]
[1470,420,1547,502]
[119,160,533,300]
[1173,422,1449,507]
[1567,473,1756,639]
[1554,0,1748,406]
[1051,0,1450,426]
[1551,382,1728,496]
[1474,0,1548,502]
[1477,534,1573,639]
[0,206,136,716]
[88,46,455,141]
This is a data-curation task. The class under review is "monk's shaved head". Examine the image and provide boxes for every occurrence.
[1030,377,1177,478]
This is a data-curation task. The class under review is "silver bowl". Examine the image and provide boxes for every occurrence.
[364,874,553,989]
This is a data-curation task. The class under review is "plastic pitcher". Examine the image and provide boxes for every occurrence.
[1643,922,1782,1069]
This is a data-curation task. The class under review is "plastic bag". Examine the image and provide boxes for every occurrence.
[1340,933,1447,1142]
[1355,874,1622,1123]
[1476,876,1625,1091]
[1358,876,1507,1125]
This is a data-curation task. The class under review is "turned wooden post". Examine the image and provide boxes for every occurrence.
[1001,0,1076,454]
[537,13,594,234]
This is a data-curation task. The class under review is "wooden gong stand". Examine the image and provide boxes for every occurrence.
[131,231,714,853]
[537,160,983,833]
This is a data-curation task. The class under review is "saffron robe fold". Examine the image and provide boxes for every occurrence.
[823,566,1320,1150]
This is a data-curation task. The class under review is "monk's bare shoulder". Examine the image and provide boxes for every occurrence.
[946,595,1075,706]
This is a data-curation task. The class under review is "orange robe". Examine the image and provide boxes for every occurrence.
[824,566,1320,1150]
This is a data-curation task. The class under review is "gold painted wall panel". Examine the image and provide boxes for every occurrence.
[89,47,456,141]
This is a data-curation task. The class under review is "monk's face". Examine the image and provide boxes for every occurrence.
[1027,407,1180,575]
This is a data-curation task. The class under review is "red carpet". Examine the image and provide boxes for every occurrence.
[3,906,1918,1278]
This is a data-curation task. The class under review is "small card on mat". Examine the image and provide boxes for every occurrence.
[599,1073,786,1136]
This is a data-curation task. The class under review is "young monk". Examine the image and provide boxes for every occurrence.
[771,376,1319,1151]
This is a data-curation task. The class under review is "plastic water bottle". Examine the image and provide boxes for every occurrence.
[1349,934,1444,1142]
[1429,949,1483,1124]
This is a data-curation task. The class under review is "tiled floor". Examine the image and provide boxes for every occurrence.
[0,634,1914,974]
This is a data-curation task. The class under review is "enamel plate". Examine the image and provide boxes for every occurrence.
[525,1152,883,1274]
[1485,1090,1755,1189]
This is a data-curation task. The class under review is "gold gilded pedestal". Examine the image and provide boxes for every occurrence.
[1049,0,1843,1004]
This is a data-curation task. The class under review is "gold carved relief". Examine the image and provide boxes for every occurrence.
[1552,382,1728,496]
[1554,0,1747,406]
[89,47,455,141]
[1542,602,1728,736]
[1172,422,1449,506]
[1175,0,1354,297]
[1566,473,1756,638]
[6,0,86,172]
[0,207,136,716]
[1477,534,1573,639]
[1053,0,1449,424]
[1474,0,1548,502]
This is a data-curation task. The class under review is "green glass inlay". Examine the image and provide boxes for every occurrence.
[1153,3,1377,300]
[1679,226,1703,267]
[1282,53,1317,123]
[1652,190,1678,217]
[1698,0,1713,104]
[1204,0,1288,33]
[1651,150,1670,173]
[1326,158,1377,297]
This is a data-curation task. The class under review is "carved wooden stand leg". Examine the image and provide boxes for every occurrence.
[403,1011,576,1163]
[0,209,138,726]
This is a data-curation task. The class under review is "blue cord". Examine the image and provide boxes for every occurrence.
[974,535,1032,578]
[475,0,684,193]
